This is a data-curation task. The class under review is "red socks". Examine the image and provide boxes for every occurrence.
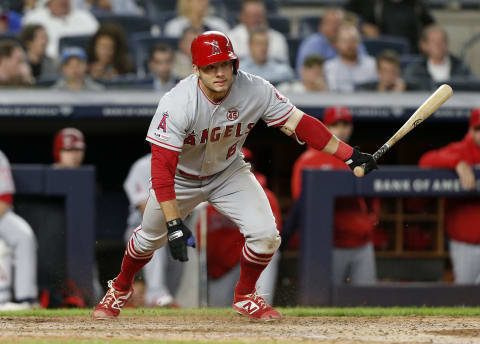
[113,253,151,291]
[235,244,273,296]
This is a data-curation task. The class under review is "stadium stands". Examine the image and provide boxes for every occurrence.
[94,13,153,34]
[363,36,410,57]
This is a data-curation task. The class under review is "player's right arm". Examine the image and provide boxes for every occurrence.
[146,100,195,261]
[280,108,377,176]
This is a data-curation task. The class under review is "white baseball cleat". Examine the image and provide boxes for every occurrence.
[91,280,133,320]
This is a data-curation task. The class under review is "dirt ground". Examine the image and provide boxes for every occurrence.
[0,315,480,343]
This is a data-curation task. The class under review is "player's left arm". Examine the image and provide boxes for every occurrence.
[280,109,377,176]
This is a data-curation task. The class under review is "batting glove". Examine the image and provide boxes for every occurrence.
[166,218,196,262]
[345,147,378,176]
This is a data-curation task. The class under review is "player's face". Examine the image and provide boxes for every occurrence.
[194,60,234,100]
[470,127,480,148]
[328,121,353,143]
[58,149,85,168]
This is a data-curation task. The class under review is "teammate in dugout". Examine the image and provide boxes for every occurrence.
[92,31,377,321]
[0,150,38,311]
[288,107,379,285]
[419,108,480,284]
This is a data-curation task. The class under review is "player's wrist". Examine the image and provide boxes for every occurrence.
[333,141,354,162]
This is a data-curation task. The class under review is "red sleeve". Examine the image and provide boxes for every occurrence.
[419,141,467,169]
[151,145,179,203]
[0,194,13,206]
[295,114,333,151]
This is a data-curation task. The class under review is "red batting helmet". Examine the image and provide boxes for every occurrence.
[323,106,353,126]
[53,127,86,162]
[191,31,239,71]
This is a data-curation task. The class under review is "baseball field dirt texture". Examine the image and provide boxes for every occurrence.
[1,308,480,343]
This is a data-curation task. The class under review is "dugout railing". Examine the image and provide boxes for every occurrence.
[300,167,480,306]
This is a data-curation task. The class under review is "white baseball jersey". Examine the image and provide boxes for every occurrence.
[124,154,152,231]
[0,150,15,197]
[146,71,295,176]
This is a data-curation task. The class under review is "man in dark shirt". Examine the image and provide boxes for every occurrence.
[345,0,434,53]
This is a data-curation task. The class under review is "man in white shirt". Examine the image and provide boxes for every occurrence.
[241,27,294,84]
[148,44,179,93]
[324,24,376,92]
[228,0,289,64]
[278,54,327,93]
[23,0,99,59]
[164,0,229,38]
[404,25,472,90]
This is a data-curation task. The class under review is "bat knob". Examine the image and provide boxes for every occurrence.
[353,166,365,178]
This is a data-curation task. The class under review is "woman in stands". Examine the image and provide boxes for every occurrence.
[87,23,134,81]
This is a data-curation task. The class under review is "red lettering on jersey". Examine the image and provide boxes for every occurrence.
[235,123,242,137]
[184,131,196,145]
[226,142,237,159]
[157,112,168,132]
[224,125,234,138]
[245,122,255,134]
[210,127,221,142]
[200,129,208,143]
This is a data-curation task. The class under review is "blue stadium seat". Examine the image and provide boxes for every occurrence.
[434,78,480,92]
[58,35,92,55]
[267,15,290,35]
[95,14,153,34]
[287,37,302,69]
[299,16,320,37]
[129,32,179,77]
[100,74,154,89]
[400,54,422,70]
[363,36,410,57]
[144,0,177,13]
[222,0,278,13]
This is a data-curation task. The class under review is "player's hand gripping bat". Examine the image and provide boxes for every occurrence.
[353,84,453,177]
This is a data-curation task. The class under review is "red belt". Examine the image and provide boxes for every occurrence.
[178,169,215,180]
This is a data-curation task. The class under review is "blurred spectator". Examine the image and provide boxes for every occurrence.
[23,0,99,59]
[53,127,86,168]
[0,8,22,34]
[148,44,179,92]
[345,0,434,53]
[52,47,104,91]
[164,0,229,38]
[123,154,183,307]
[203,148,281,306]
[296,9,367,74]
[324,25,376,92]
[277,54,327,93]
[419,109,480,284]
[286,107,378,285]
[0,150,38,311]
[228,0,289,64]
[19,24,58,79]
[72,0,141,15]
[87,23,134,81]
[241,27,294,84]
[0,40,34,87]
[404,25,473,90]
[357,50,406,92]
[173,26,201,79]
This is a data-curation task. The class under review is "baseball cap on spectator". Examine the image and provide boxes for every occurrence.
[470,108,480,129]
[53,127,86,162]
[323,106,352,126]
[60,47,87,65]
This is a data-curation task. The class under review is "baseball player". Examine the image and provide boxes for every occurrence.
[53,128,86,168]
[123,154,183,307]
[0,150,37,310]
[288,107,379,285]
[92,31,377,321]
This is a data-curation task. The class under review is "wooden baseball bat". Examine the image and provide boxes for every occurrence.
[353,84,453,177]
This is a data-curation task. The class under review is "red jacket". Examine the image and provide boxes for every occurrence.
[206,172,282,279]
[419,133,480,244]
[292,148,378,248]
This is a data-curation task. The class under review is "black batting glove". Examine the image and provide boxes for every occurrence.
[166,218,195,262]
[345,147,378,176]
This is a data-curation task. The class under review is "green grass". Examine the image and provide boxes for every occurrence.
[1,306,480,318]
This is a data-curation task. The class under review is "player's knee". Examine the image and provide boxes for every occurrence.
[246,229,281,255]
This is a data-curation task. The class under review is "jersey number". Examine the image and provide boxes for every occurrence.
[226,142,237,160]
